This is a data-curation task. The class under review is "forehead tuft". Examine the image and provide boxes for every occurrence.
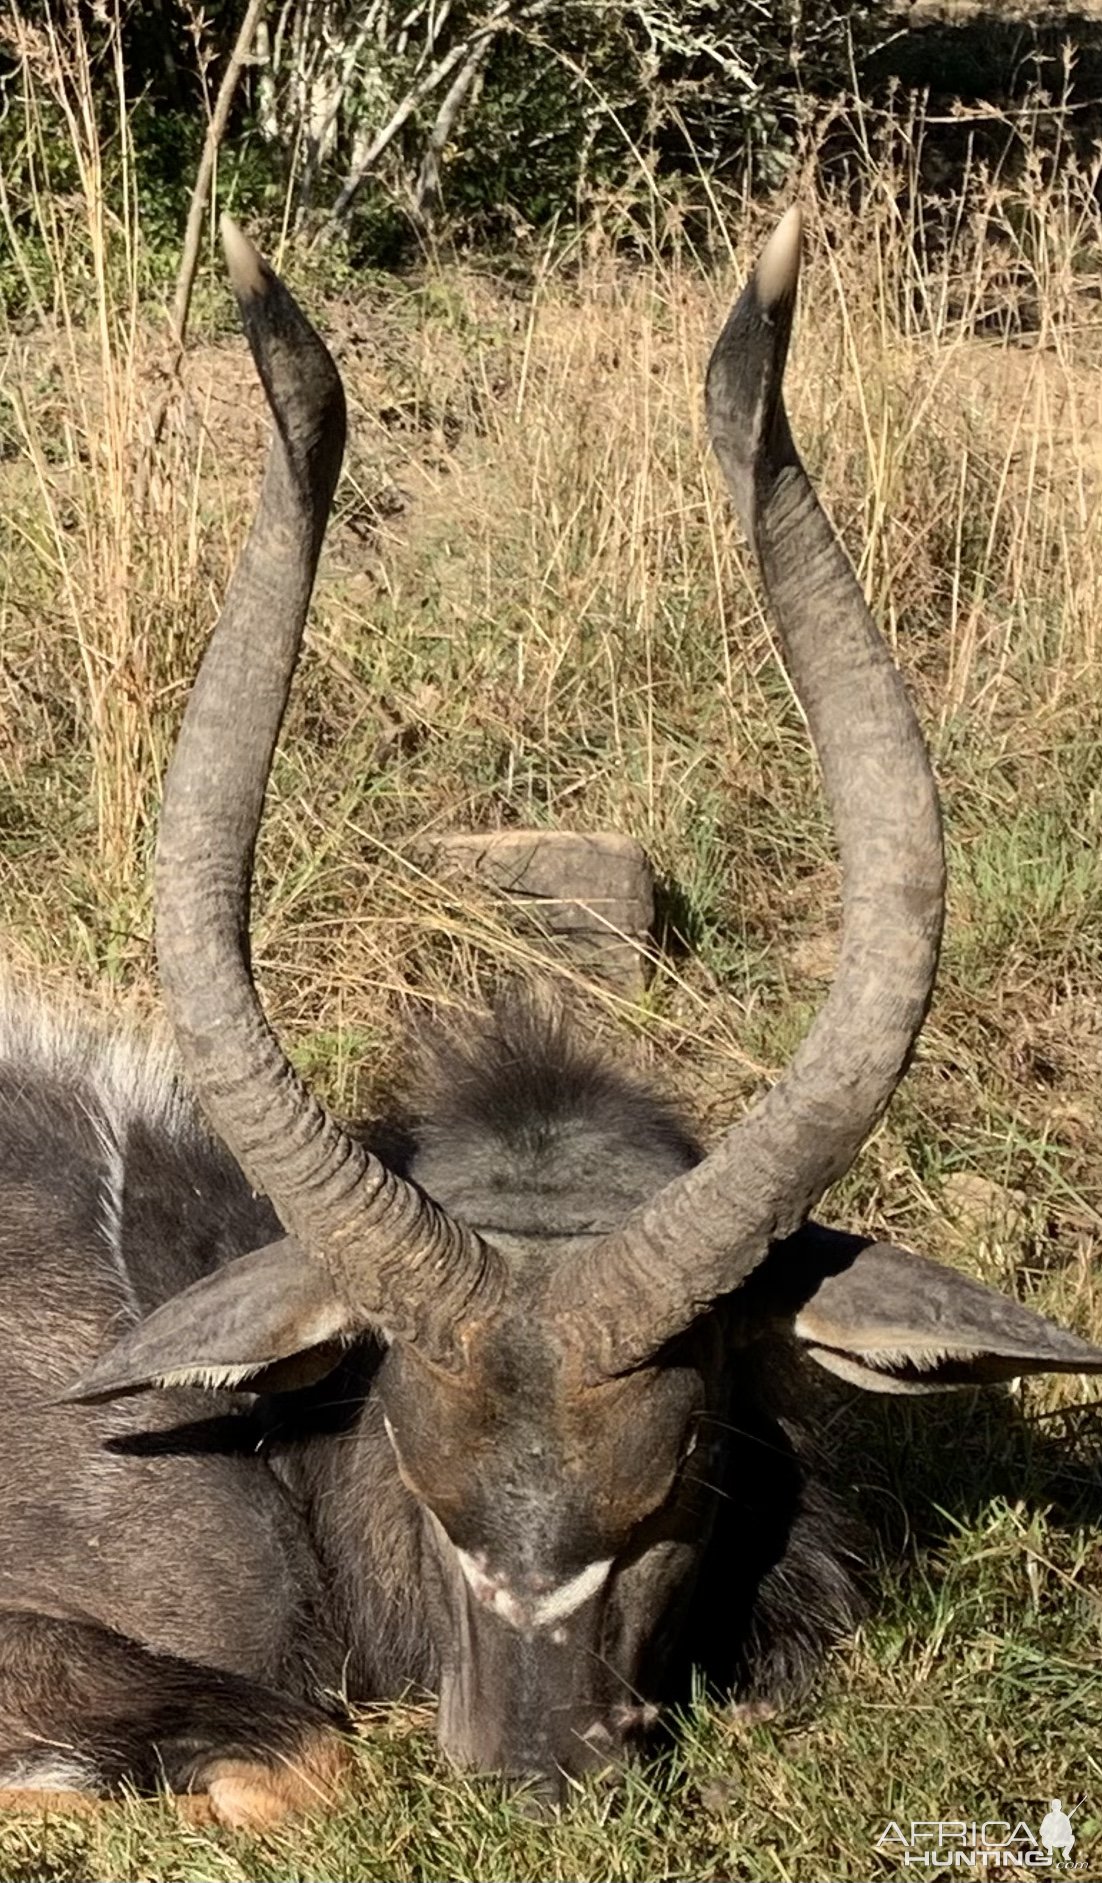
[407,996,697,1157]
[404,995,699,1233]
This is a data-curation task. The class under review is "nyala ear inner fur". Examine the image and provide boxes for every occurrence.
[63,1238,353,1402]
[767,1224,1102,1393]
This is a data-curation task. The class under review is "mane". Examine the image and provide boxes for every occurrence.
[0,979,187,1142]
[0,979,275,1308]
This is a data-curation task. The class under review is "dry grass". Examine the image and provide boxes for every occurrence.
[1,9,1102,1877]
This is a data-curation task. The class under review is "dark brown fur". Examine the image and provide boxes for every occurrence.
[0,995,861,1811]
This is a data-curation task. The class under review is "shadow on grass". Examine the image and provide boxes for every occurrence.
[838,1380,1102,1559]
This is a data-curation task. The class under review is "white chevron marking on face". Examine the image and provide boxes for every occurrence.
[529,1558,612,1627]
[456,1550,612,1631]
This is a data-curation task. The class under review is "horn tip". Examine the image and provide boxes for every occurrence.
[220,214,267,302]
[754,204,803,311]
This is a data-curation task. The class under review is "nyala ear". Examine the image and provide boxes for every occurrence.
[771,1224,1102,1394]
[61,1238,356,1404]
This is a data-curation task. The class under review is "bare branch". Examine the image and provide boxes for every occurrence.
[134,0,267,509]
[171,0,269,350]
[412,27,496,219]
[325,0,515,230]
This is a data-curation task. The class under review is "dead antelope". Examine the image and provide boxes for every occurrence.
[1,208,1099,1827]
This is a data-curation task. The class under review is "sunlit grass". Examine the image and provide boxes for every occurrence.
[1,12,1102,1877]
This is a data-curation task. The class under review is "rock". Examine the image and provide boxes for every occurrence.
[432,829,655,997]
[942,1171,1026,1237]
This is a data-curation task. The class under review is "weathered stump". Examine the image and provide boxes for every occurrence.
[432,829,655,998]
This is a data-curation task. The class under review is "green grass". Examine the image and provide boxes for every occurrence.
[2,1556,1100,1881]
[2,27,1102,1878]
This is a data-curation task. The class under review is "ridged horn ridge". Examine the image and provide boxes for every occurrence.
[155,219,503,1363]
[559,207,945,1372]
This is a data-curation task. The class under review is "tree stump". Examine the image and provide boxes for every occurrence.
[432,829,655,998]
